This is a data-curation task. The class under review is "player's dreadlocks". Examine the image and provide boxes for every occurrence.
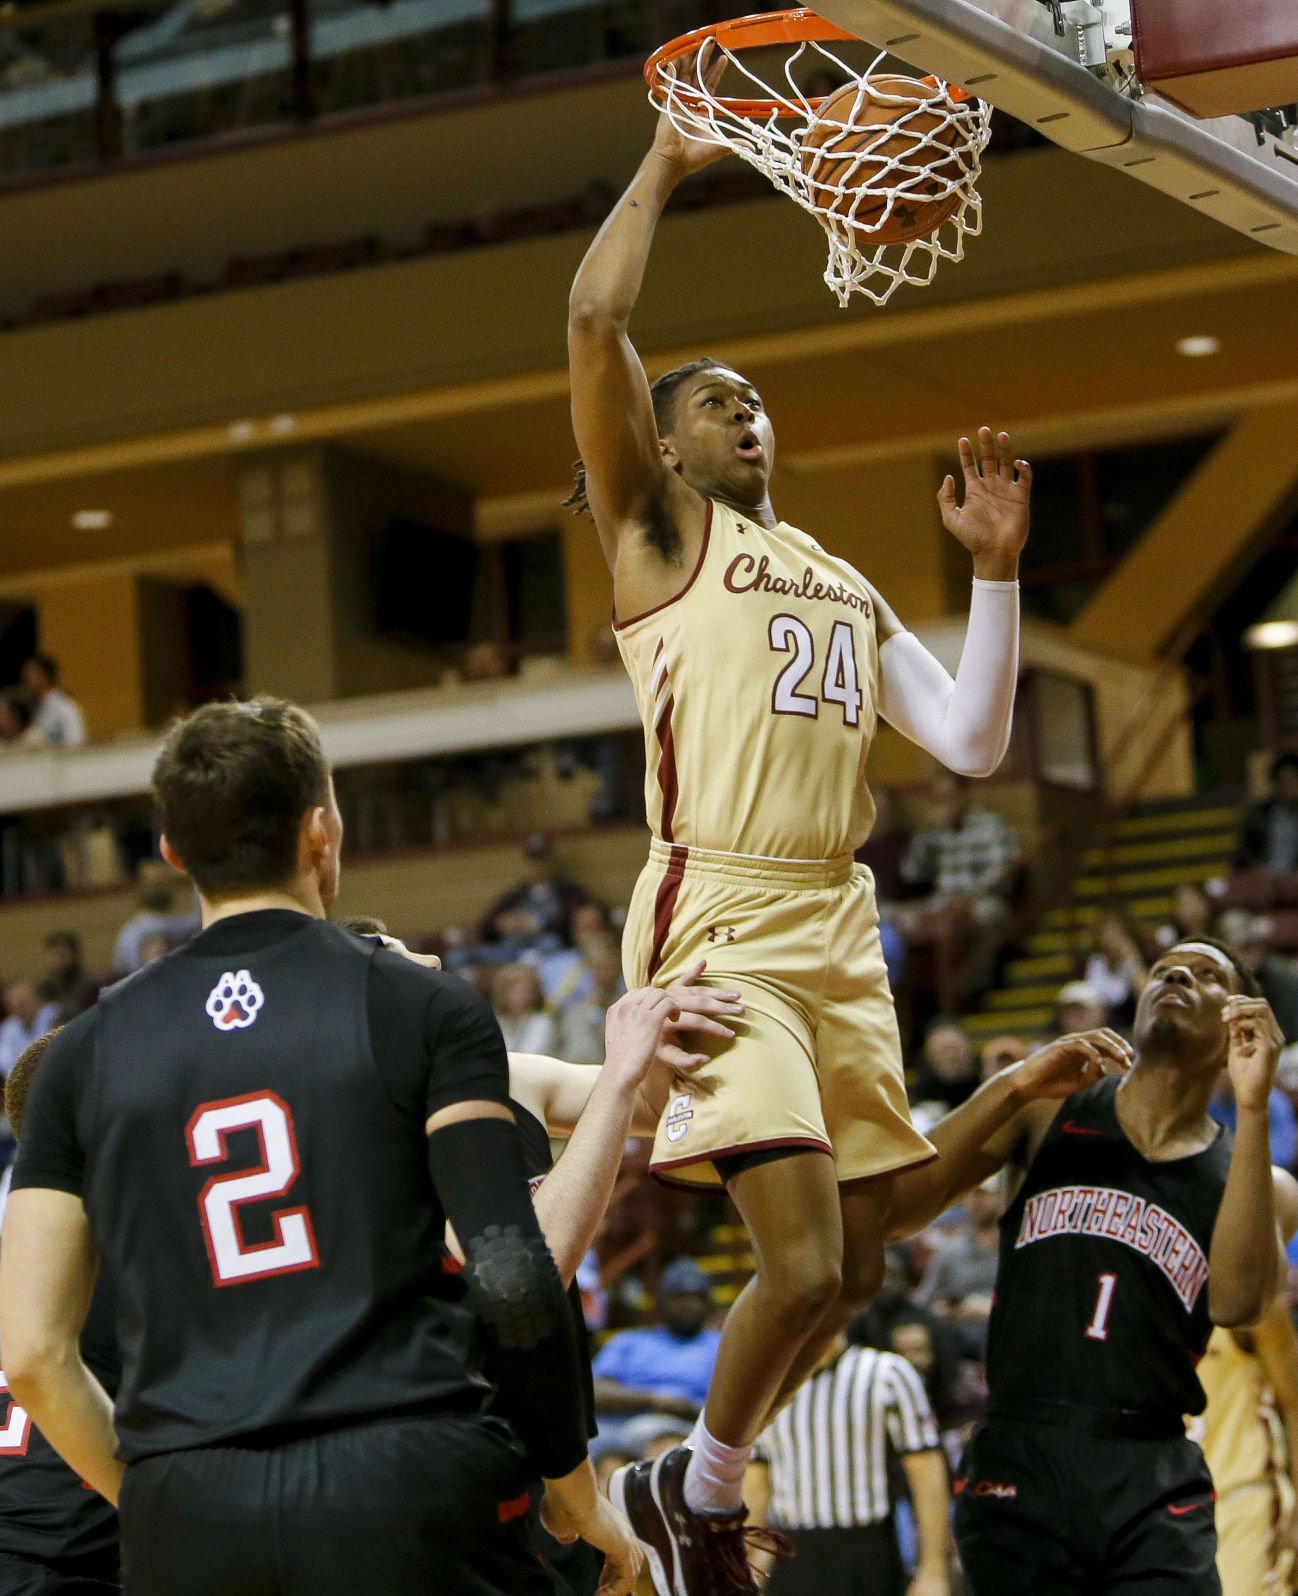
[563,356,725,516]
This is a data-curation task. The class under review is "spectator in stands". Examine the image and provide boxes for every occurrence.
[593,1257,721,1426]
[1211,1064,1297,1174]
[1052,979,1107,1037]
[137,930,171,967]
[916,1178,1002,1359]
[474,833,590,959]
[112,879,199,976]
[900,770,1021,933]
[538,901,611,1004]
[979,1033,1028,1082]
[1152,880,1218,951]
[20,654,86,748]
[1237,752,1298,874]
[0,981,57,1078]
[37,930,98,1023]
[1083,909,1148,1026]
[911,1018,979,1115]
[1218,908,1298,1043]
[555,934,626,1064]
[855,787,913,909]
[0,693,42,750]
[491,962,557,1054]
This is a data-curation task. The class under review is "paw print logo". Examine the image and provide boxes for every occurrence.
[205,970,265,1032]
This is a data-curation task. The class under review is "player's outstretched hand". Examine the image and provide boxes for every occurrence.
[1223,995,1284,1112]
[656,958,744,1070]
[540,1465,643,1596]
[652,45,731,178]
[937,426,1032,579]
[604,987,685,1084]
[1011,1028,1135,1102]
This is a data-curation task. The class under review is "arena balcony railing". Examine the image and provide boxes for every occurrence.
[0,0,724,183]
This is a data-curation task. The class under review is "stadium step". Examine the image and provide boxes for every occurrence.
[956,793,1242,1041]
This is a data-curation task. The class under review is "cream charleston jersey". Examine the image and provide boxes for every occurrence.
[615,498,880,863]
[1197,1328,1284,1498]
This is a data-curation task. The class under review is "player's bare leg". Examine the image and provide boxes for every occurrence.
[700,1151,847,1457]
[754,1179,894,1427]
[611,1151,843,1594]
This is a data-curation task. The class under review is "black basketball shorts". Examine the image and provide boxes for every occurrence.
[955,1420,1220,1596]
[119,1412,556,1596]
[0,1549,119,1596]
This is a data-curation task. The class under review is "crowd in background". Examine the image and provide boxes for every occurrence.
[0,751,1295,1588]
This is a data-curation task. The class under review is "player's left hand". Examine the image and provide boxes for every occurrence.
[1223,995,1284,1113]
[604,987,684,1085]
[938,426,1031,580]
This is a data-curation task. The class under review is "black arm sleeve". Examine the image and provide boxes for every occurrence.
[10,1013,94,1197]
[427,1116,588,1481]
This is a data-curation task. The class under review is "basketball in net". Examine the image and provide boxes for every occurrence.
[645,9,993,307]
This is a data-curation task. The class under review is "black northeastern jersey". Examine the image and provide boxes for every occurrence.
[0,1274,119,1567]
[76,918,485,1458]
[987,1077,1232,1428]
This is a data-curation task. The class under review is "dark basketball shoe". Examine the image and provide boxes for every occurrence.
[609,1445,793,1596]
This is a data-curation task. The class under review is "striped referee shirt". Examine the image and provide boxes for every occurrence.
[760,1347,940,1530]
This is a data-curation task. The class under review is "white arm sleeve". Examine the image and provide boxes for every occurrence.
[877,578,1019,778]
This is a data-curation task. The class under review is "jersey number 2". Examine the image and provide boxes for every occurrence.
[1085,1272,1118,1342]
[769,617,862,726]
[0,1375,31,1456]
[186,1092,320,1288]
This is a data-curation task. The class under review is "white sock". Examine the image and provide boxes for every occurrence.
[682,1418,751,1515]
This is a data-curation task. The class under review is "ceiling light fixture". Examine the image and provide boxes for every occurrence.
[1244,619,1298,651]
[1175,335,1221,358]
[72,509,113,530]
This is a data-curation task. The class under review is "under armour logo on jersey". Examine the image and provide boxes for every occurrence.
[205,970,264,1031]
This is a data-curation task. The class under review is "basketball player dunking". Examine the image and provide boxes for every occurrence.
[568,70,1031,1594]
[888,937,1287,1594]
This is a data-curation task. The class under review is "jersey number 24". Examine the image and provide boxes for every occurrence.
[769,617,863,726]
[186,1092,320,1288]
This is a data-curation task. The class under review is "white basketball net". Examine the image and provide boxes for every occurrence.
[650,40,992,307]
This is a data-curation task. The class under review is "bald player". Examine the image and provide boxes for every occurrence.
[567,59,1030,1596]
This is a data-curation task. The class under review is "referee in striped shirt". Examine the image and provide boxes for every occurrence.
[752,1324,951,1596]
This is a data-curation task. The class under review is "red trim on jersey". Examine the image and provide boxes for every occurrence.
[612,500,713,631]
[655,694,679,843]
[498,1491,531,1524]
[646,844,689,981]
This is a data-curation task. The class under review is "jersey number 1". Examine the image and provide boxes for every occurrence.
[186,1092,320,1288]
[1085,1272,1118,1342]
[769,617,862,726]
[0,1375,31,1456]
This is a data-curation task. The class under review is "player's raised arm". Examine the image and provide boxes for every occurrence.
[887,1029,1135,1237]
[1208,995,1286,1326]
[874,428,1030,778]
[567,57,725,569]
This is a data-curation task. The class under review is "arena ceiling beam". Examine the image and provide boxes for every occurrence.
[1070,396,1298,662]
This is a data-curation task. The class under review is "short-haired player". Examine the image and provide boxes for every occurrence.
[568,58,1031,1595]
[887,938,1288,1594]
[0,697,641,1596]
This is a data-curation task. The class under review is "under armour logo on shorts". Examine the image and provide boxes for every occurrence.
[665,1093,694,1144]
[205,970,265,1031]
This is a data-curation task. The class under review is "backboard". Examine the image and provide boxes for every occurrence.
[808,0,1298,255]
